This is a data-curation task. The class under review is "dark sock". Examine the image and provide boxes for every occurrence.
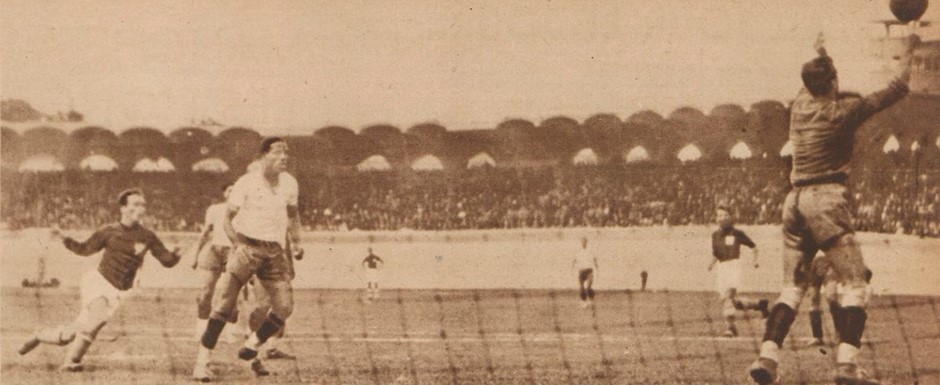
[809,310,823,340]
[580,290,587,300]
[587,288,595,300]
[837,307,867,348]
[829,301,843,341]
[66,337,93,364]
[201,318,226,349]
[762,303,797,347]
[255,314,285,345]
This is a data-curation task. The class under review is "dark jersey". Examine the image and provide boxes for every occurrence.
[362,253,383,269]
[711,227,756,262]
[789,78,908,185]
[63,223,181,290]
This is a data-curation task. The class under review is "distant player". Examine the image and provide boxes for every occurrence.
[18,189,181,372]
[193,137,303,381]
[707,205,769,337]
[749,33,911,385]
[362,247,384,301]
[572,237,598,308]
[191,183,239,341]
[804,255,838,347]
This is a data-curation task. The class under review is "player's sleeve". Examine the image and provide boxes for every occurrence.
[737,230,756,248]
[204,206,215,227]
[148,231,181,268]
[63,226,110,256]
[228,176,249,210]
[285,174,299,207]
[839,78,909,130]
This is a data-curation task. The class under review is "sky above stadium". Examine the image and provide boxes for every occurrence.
[2,0,939,134]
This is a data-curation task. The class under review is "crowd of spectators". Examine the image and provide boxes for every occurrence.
[2,165,938,237]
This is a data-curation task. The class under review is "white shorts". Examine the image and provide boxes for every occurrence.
[715,259,741,294]
[77,270,130,324]
[366,268,379,284]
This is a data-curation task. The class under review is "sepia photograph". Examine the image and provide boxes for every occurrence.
[1,1,938,384]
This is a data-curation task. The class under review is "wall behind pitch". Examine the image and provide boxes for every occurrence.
[2,226,937,295]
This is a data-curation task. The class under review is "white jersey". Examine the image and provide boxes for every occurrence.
[229,170,298,244]
[574,247,595,270]
[205,202,232,247]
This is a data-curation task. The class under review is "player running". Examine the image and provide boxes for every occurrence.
[192,137,303,381]
[18,189,181,372]
[191,183,239,342]
[748,33,912,385]
[707,205,769,337]
[572,237,598,308]
[361,247,384,301]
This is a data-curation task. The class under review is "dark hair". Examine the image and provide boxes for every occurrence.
[260,137,285,155]
[801,56,837,97]
[117,189,143,206]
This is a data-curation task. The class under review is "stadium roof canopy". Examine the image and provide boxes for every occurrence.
[133,157,175,172]
[729,141,753,160]
[467,152,496,169]
[883,135,900,154]
[624,146,650,163]
[779,140,793,157]
[357,155,392,172]
[572,148,599,165]
[79,154,119,171]
[411,155,444,171]
[677,144,702,162]
[18,154,64,173]
[192,158,230,173]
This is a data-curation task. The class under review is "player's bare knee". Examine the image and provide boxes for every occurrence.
[272,302,293,320]
[840,283,871,308]
[776,286,805,311]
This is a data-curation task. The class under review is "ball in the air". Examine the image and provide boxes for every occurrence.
[890,0,929,23]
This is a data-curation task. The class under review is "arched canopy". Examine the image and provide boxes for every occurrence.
[18,154,64,172]
[677,144,702,162]
[780,140,793,157]
[133,157,175,172]
[624,146,650,163]
[192,158,230,173]
[729,141,753,160]
[79,154,119,171]
[572,148,599,165]
[411,155,444,171]
[1,126,21,164]
[22,126,68,157]
[883,135,900,153]
[357,155,392,172]
[467,152,496,169]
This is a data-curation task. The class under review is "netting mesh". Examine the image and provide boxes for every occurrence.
[5,285,939,385]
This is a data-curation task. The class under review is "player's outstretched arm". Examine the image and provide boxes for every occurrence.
[707,257,717,271]
[59,226,108,256]
[751,247,760,269]
[148,232,182,268]
[813,32,828,58]
[841,39,913,126]
[287,205,303,259]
